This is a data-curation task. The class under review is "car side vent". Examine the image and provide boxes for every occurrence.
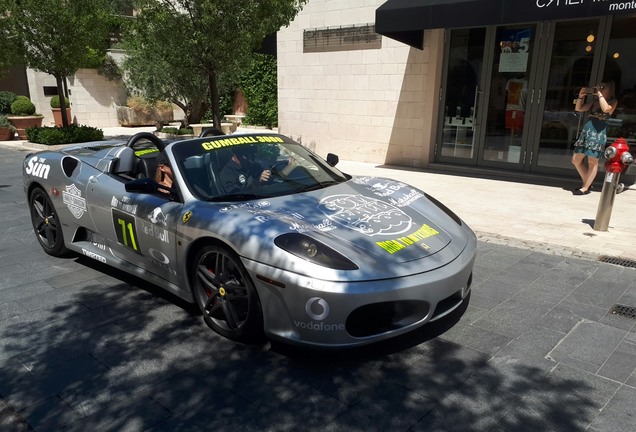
[62,156,80,178]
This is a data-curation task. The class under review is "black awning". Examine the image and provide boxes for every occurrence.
[375,0,504,48]
[377,0,636,49]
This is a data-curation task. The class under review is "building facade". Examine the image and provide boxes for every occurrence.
[277,0,636,178]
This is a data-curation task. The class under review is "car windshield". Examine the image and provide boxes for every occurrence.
[172,133,349,201]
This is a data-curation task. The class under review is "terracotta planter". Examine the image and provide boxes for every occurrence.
[8,116,44,140]
[52,108,72,127]
[116,106,173,126]
[0,126,14,141]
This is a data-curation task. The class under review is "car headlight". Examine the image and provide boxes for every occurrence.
[275,233,358,270]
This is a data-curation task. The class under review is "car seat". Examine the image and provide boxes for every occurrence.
[112,146,138,177]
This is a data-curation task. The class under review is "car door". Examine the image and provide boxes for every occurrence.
[86,173,182,285]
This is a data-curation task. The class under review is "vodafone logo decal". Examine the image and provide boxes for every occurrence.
[305,297,330,320]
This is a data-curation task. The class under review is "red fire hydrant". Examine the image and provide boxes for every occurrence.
[603,137,633,173]
[594,137,634,231]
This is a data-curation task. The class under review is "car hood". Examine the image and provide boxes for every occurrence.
[196,177,471,278]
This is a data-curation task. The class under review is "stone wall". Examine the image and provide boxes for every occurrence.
[277,0,443,167]
[26,68,127,128]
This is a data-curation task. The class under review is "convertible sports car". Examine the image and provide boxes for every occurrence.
[23,131,476,348]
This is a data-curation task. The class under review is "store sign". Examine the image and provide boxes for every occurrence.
[507,0,636,22]
[303,24,382,53]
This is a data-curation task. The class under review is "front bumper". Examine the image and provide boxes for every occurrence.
[243,232,477,348]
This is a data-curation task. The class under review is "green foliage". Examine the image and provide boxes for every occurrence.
[0,91,17,114]
[26,125,104,145]
[240,54,278,128]
[11,96,36,116]
[219,88,236,119]
[0,18,19,75]
[160,127,193,135]
[1,0,126,113]
[121,0,307,126]
[50,96,70,109]
[126,96,173,116]
[0,114,16,130]
[2,0,119,76]
[97,55,123,82]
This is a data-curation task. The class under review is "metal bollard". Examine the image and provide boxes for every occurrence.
[594,171,621,231]
[593,137,633,232]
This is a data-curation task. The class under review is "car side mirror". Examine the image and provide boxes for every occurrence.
[125,177,175,196]
[326,153,339,167]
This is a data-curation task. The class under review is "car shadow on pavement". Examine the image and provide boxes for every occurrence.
[0,251,600,431]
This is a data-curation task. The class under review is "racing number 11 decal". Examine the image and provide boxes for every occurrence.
[112,209,141,254]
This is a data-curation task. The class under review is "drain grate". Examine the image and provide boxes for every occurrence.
[609,304,636,320]
[598,255,636,268]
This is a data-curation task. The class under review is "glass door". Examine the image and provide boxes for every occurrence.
[480,24,538,167]
[604,16,636,151]
[438,28,486,162]
[530,20,605,172]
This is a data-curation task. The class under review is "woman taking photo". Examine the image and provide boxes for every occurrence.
[571,81,618,195]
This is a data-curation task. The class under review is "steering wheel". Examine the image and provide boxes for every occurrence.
[269,160,292,182]
[125,132,166,152]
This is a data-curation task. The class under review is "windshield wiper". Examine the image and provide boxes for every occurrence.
[296,180,340,193]
[207,193,266,202]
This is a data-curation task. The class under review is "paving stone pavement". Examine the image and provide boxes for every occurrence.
[0,143,635,431]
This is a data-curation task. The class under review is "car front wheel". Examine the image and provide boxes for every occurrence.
[29,187,69,257]
[191,245,264,343]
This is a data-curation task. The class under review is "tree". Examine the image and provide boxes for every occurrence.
[0,16,19,77]
[124,0,307,128]
[240,54,278,129]
[0,0,125,126]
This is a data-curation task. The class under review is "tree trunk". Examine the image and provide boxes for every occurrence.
[208,70,221,129]
[55,75,69,127]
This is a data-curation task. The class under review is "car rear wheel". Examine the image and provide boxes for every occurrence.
[192,245,263,342]
[29,187,69,257]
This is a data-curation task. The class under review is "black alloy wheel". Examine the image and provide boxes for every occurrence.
[29,187,69,257]
[192,245,263,342]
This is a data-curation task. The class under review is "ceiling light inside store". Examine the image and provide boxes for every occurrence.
[587,33,595,43]
[585,45,593,52]
[613,52,620,59]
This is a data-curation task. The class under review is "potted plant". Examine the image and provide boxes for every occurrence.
[0,115,15,141]
[154,126,194,140]
[116,96,174,126]
[7,96,44,139]
[50,95,72,127]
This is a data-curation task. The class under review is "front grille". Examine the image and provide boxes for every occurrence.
[609,304,636,320]
[346,301,429,338]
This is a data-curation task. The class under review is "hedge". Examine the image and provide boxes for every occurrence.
[26,125,104,145]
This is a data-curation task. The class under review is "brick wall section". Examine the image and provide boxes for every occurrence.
[277,0,443,167]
